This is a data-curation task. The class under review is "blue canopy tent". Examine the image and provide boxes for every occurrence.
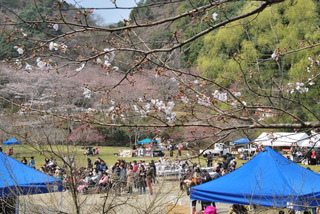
[191,147,320,211]
[3,138,21,145]
[231,137,251,144]
[0,152,63,199]
[137,138,157,144]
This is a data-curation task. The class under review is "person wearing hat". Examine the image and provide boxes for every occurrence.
[204,206,217,214]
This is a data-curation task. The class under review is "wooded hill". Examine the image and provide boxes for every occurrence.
[0,0,319,138]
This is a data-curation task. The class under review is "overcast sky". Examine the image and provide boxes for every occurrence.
[65,0,137,25]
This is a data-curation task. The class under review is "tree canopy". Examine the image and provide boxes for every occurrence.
[0,0,319,147]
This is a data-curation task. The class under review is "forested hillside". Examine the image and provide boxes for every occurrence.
[133,0,320,125]
[0,0,319,146]
[198,0,320,124]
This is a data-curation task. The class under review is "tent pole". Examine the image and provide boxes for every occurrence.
[59,191,63,213]
[190,201,192,214]
[15,196,19,214]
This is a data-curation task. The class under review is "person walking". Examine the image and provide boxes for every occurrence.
[126,165,134,195]
[207,152,213,167]
[146,164,154,195]
[138,165,147,194]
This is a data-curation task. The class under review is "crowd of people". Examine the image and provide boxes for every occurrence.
[10,147,320,214]
[178,154,238,213]
[72,158,157,195]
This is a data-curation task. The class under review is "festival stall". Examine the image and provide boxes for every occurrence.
[137,138,157,144]
[0,152,63,212]
[190,147,320,211]
[230,137,251,145]
[253,132,310,147]
[3,138,21,145]
[299,131,320,148]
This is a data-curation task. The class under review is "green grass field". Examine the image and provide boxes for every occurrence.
[3,144,175,168]
[3,144,320,173]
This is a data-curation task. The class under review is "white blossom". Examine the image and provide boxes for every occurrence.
[271,50,277,60]
[197,95,211,107]
[156,100,165,110]
[82,88,92,99]
[15,59,22,69]
[49,42,59,51]
[140,110,147,118]
[170,77,176,82]
[60,44,68,53]
[37,61,45,69]
[25,63,32,71]
[104,60,111,67]
[104,48,115,62]
[111,114,115,120]
[231,101,238,108]
[112,66,119,71]
[120,114,125,120]
[218,93,227,102]
[181,96,189,104]
[37,60,46,69]
[52,24,59,31]
[212,90,219,99]
[110,100,115,105]
[108,106,115,112]
[212,12,218,21]
[194,79,199,84]
[36,58,52,70]
[145,103,151,110]
[17,47,24,55]
[138,98,143,102]
[76,63,85,72]
[96,58,103,64]
[233,92,241,97]
[296,82,304,87]
[164,101,175,114]
[166,112,176,123]
[133,105,139,112]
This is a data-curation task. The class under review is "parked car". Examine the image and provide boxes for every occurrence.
[200,143,230,156]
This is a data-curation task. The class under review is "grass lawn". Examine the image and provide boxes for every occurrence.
[4,144,169,168]
[3,144,320,173]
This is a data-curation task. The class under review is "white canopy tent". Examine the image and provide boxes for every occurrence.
[299,131,320,147]
[253,132,311,147]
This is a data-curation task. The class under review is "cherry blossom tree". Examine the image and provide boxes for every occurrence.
[0,0,319,152]
[1,0,320,213]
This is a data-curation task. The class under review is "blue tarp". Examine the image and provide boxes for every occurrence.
[190,147,320,210]
[231,137,251,144]
[0,152,63,198]
[3,138,21,145]
[137,138,157,144]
